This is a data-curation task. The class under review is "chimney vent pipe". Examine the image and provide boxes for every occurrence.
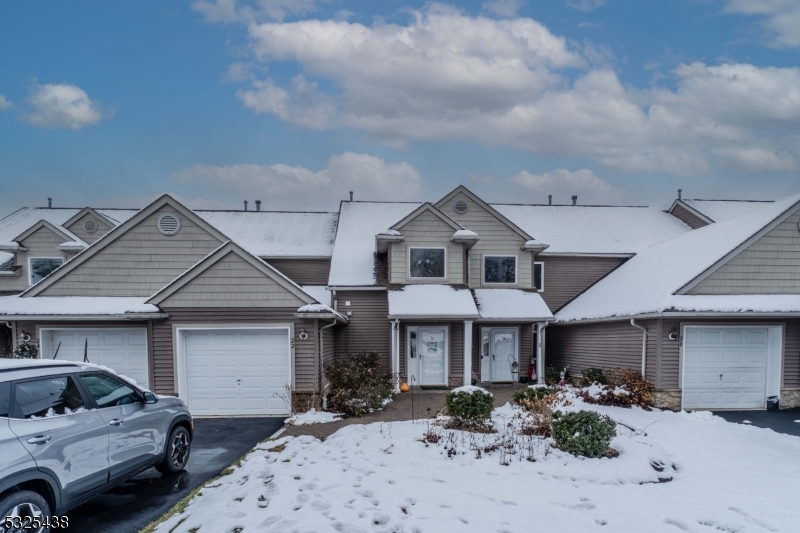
[244,200,248,211]
[571,195,577,206]
[548,195,552,206]
[678,188,682,200]
[255,200,261,212]
[349,191,354,202]
[47,198,52,208]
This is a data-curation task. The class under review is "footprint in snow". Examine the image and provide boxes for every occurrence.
[332,521,369,533]
[664,519,691,531]
[259,516,299,531]
[727,507,778,532]
[501,500,517,506]
[697,519,741,532]
[595,519,607,526]
[457,517,469,524]
[299,482,317,491]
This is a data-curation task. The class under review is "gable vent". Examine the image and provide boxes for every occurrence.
[157,213,181,236]
[453,199,469,214]
[82,218,98,234]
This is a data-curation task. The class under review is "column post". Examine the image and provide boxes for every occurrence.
[463,320,473,386]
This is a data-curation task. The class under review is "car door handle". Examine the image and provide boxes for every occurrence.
[108,418,124,426]
[27,435,52,445]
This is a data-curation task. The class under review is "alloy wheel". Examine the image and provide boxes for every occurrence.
[1,502,45,533]
[171,432,190,468]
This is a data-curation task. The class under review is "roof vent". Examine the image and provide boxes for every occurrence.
[82,218,98,234]
[157,213,181,236]
[453,199,469,214]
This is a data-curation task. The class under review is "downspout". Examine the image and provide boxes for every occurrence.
[631,319,647,377]
[391,320,400,393]
[319,319,337,410]
[536,321,548,385]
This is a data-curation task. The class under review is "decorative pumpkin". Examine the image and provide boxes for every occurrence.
[399,382,410,393]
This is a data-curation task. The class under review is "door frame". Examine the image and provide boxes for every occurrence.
[680,323,783,411]
[174,324,295,413]
[405,324,450,386]
[480,326,520,383]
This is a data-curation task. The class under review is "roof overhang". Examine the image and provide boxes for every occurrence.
[0,243,26,252]
[375,233,404,253]
[388,285,480,320]
[668,199,715,224]
[474,289,555,322]
[58,242,87,252]
[0,313,169,321]
[522,240,550,253]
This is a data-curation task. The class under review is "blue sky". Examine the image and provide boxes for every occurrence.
[1,0,798,216]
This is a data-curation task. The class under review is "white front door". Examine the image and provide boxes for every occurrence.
[183,328,291,416]
[418,327,446,385]
[43,328,149,389]
[683,326,769,410]
[491,328,518,382]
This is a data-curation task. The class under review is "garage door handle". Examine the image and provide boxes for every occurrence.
[27,435,52,445]
[109,418,124,426]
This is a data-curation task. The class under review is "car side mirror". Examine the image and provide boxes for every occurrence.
[143,391,158,404]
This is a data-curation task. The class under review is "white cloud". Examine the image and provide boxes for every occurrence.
[170,152,424,210]
[24,83,112,130]
[508,168,624,204]
[725,0,800,48]
[192,0,322,23]
[482,0,522,18]
[565,0,606,12]
[0,95,11,110]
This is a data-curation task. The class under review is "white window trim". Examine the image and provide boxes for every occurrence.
[407,246,448,281]
[534,261,545,292]
[405,324,450,386]
[482,254,518,286]
[27,256,64,286]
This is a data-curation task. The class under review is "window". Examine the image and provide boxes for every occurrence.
[12,376,86,419]
[28,257,63,285]
[409,247,446,278]
[79,373,140,408]
[534,262,544,291]
[0,382,10,418]
[484,255,516,284]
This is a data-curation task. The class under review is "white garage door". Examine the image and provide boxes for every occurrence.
[184,329,291,416]
[44,328,149,389]
[683,326,768,410]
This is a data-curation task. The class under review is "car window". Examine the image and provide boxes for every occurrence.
[13,376,87,419]
[0,382,10,417]
[79,373,140,408]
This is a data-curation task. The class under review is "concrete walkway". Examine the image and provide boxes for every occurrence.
[283,385,518,440]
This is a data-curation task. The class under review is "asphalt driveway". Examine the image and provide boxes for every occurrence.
[65,417,285,533]
[713,408,800,437]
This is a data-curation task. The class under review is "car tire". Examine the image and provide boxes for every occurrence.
[0,489,52,533]
[156,425,191,475]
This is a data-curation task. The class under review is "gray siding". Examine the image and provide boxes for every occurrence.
[438,192,533,288]
[471,323,534,383]
[334,291,391,370]
[40,206,223,297]
[688,211,800,294]
[537,256,626,311]
[266,258,331,285]
[67,213,113,244]
[398,321,465,386]
[670,204,710,229]
[391,210,464,284]
[0,226,70,293]
[159,252,306,308]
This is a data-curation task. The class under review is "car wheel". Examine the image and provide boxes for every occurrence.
[156,426,191,474]
[0,490,51,533]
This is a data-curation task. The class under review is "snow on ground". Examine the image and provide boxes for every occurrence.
[153,399,800,533]
[287,409,343,426]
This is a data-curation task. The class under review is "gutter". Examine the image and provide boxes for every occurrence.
[326,286,387,291]
[554,310,800,325]
[294,312,348,323]
[0,313,170,321]
[387,314,481,321]
[536,321,548,385]
[630,319,647,377]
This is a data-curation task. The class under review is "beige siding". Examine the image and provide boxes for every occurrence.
[438,192,533,288]
[688,211,800,294]
[334,291,391,370]
[670,204,709,229]
[159,252,306,308]
[0,227,70,293]
[67,213,113,244]
[537,256,626,311]
[391,210,464,284]
[40,206,223,297]
[266,258,331,285]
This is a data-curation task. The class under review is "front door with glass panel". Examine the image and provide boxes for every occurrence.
[481,328,519,382]
[418,327,447,385]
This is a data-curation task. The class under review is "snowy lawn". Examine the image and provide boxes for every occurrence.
[152,397,800,533]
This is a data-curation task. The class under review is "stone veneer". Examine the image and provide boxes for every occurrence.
[780,389,800,408]
[652,389,682,411]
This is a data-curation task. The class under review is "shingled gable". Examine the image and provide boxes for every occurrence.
[668,199,715,224]
[434,185,534,242]
[13,220,85,246]
[61,207,119,229]
[22,194,229,297]
[146,240,317,306]
[389,203,463,232]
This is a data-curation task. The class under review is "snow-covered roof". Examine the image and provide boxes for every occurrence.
[198,211,338,258]
[301,285,332,307]
[557,194,800,321]
[0,296,162,317]
[474,289,554,321]
[664,294,800,314]
[682,200,773,223]
[330,202,421,286]
[388,284,479,319]
[493,204,691,255]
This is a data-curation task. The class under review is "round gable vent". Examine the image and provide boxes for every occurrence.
[157,213,181,236]
[453,199,469,214]
[82,218,98,234]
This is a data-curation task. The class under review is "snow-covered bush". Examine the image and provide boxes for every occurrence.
[579,368,653,409]
[513,389,557,438]
[326,352,393,417]
[551,410,617,458]
[579,367,607,387]
[445,386,494,429]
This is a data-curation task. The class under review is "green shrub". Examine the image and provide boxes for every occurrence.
[512,387,555,405]
[551,410,617,458]
[580,367,607,387]
[544,367,572,387]
[326,352,393,417]
[445,387,494,426]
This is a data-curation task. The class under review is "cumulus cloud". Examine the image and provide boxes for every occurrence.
[565,0,606,11]
[482,0,522,18]
[0,95,11,110]
[725,0,800,48]
[170,152,424,210]
[24,83,112,130]
[192,0,322,23]
[508,168,624,204]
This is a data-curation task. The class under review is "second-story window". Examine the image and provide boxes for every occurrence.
[28,257,64,285]
[409,247,446,278]
[534,262,544,291]
[484,255,516,284]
